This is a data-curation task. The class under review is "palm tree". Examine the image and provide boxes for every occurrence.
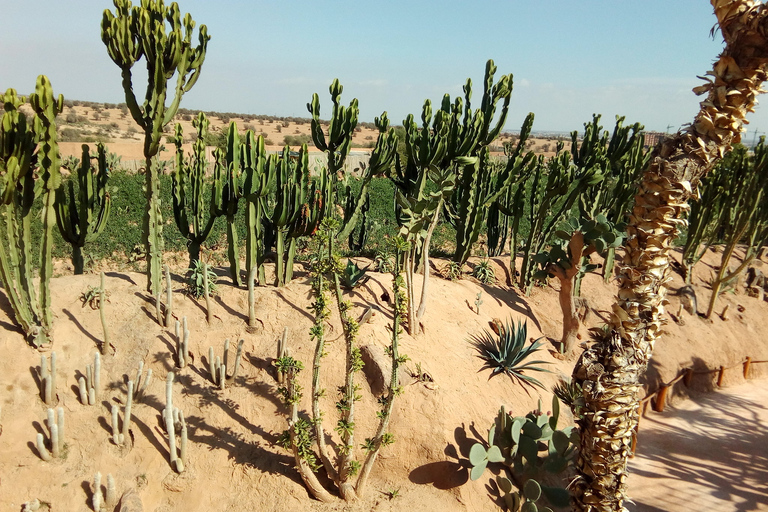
[571,2,768,511]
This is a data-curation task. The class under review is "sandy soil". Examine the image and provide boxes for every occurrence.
[0,245,766,511]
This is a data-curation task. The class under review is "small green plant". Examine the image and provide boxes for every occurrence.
[553,376,585,418]
[373,250,394,273]
[474,292,484,315]
[341,259,370,290]
[442,260,464,281]
[468,399,577,510]
[469,319,551,391]
[384,487,401,500]
[186,260,218,299]
[472,258,496,284]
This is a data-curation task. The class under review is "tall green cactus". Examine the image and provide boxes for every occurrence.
[101,0,209,295]
[0,78,63,346]
[211,122,244,286]
[307,81,398,247]
[171,112,219,267]
[55,143,113,274]
[704,140,768,318]
[271,145,311,287]
[241,131,277,285]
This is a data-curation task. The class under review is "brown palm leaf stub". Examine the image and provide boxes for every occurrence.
[571,1,768,511]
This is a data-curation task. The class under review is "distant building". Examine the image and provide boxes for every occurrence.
[643,131,666,148]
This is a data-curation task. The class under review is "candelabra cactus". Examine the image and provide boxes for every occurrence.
[241,131,277,285]
[533,215,624,353]
[54,143,113,274]
[0,78,63,346]
[101,0,210,296]
[171,113,219,268]
[211,123,244,286]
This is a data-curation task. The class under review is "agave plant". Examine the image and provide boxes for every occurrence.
[341,259,369,290]
[470,319,551,391]
[553,376,585,418]
[472,258,496,284]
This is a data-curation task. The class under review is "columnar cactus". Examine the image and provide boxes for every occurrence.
[211,122,243,286]
[207,338,243,388]
[39,352,57,406]
[164,371,187,472]
[0,78,63,346]
[54,143,113,274]
[240,131,276,285]
[78,352,101,405]
[99,272,111,354]
[175,317,190,367]
[36,407,65,461]
[101,0,210,295]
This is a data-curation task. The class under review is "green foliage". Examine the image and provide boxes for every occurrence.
[472,259,496,284]
[441,260,463,281]
[341,259,369,289]
[469,319,551,391]
[468,399,578,510]
[186,260,217,299]
[553,377,584,418]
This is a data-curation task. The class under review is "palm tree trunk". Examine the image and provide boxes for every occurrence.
[571,2,768,511]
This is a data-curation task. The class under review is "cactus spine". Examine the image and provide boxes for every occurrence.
[54,143,112,274]
[101,0,210,296]
[0,79,63,346]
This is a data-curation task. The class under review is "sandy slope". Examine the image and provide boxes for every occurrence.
[0,248,766,511]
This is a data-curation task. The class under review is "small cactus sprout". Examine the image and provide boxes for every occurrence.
[111,403,122,445]
[133,363,153,403]
[36,433,52,461]
[80,353,101,405]
[37,408,64,461]
[203,261,213,324]
[39,352,57,406]
[276,327,288,384]
[123,380,134,443]
[105,474,117,511]
[92,472,103,511]
[175,317,190,368]
[208,339,238,388]
[247,265,258,333]
[164,265,173,327]
[230,339,244,383]
[163,372,185,473]
[475,292,484,316]
[99,272,111,354]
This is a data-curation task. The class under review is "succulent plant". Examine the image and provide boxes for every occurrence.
[472,259,496,285]
[469,319,551,391]
[341,259,369,290]
[186,260,217,299]
[102,0,210,295]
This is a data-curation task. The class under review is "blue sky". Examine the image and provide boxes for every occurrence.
[2,1,766,140]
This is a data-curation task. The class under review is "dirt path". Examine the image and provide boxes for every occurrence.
[628,379,768,511]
